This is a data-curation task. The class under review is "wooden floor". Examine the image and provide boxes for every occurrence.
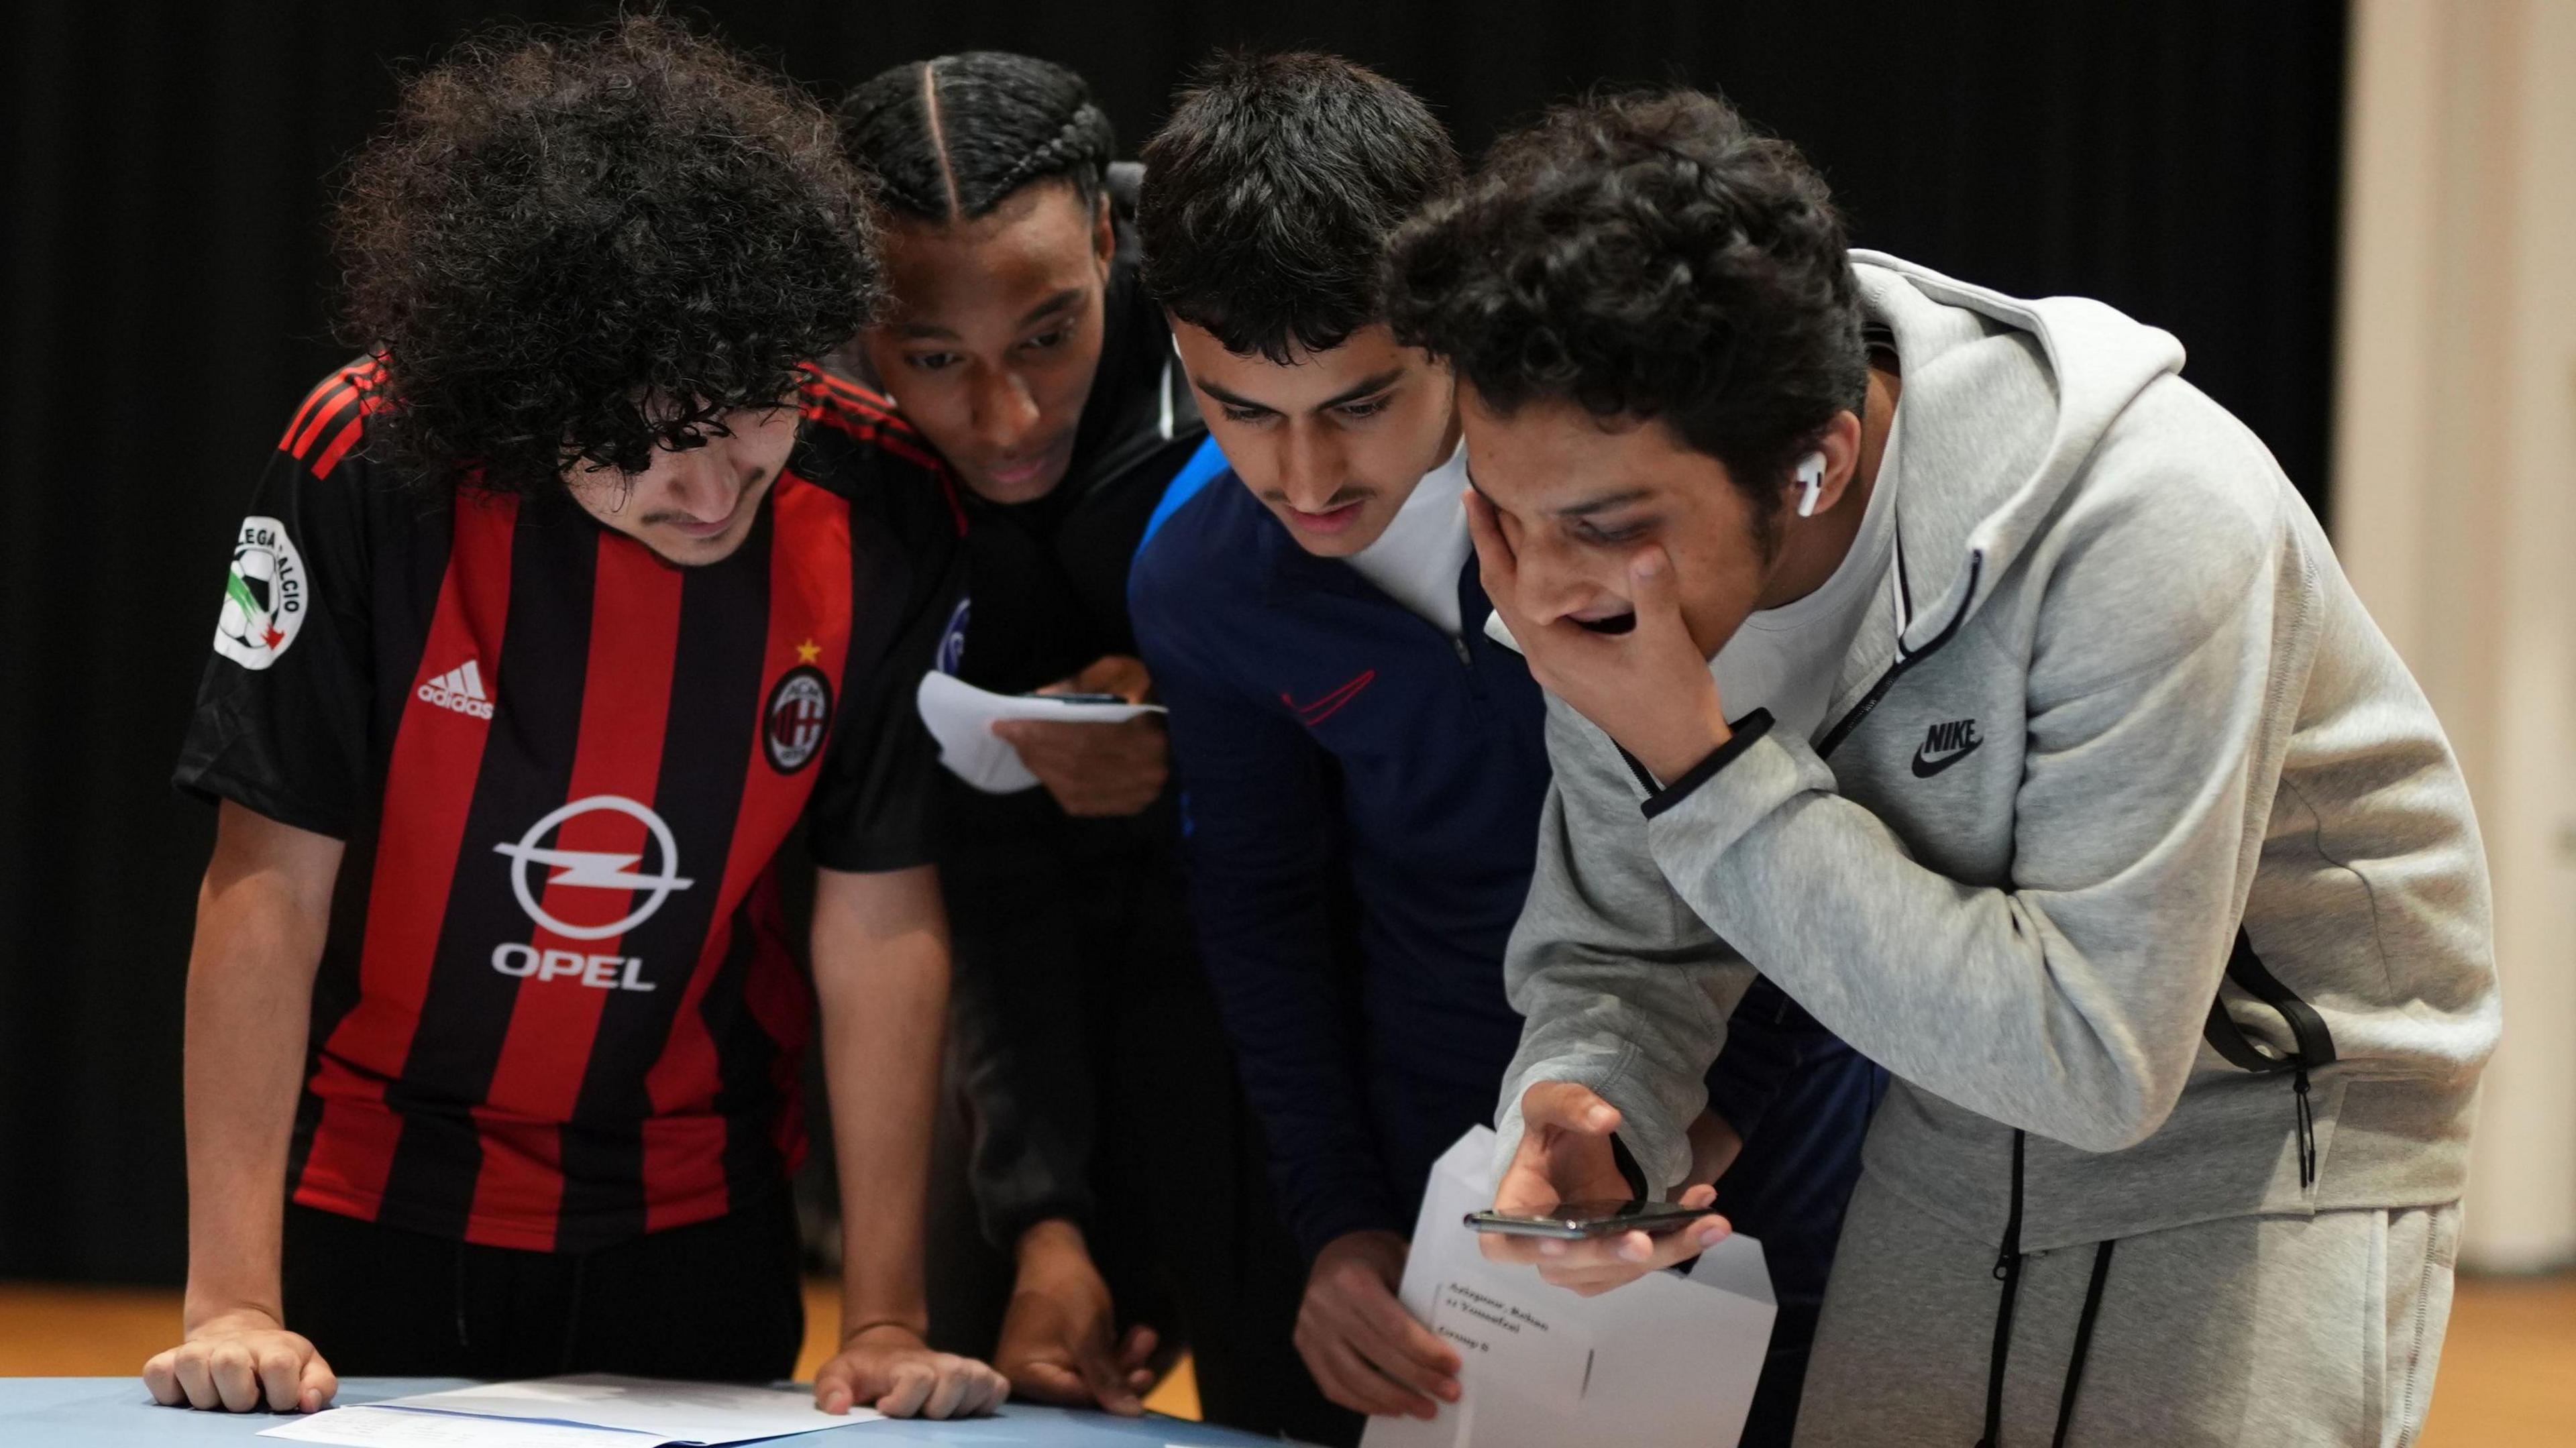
[6,1272,2565,1439]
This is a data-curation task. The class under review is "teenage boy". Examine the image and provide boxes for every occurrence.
[1130,54,1880,1446]
[1389,91,2500,1445]
[147,18,1004,1420]
[835,53,1332,1439]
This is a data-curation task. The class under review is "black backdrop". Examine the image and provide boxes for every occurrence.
[0,1,2346,1284]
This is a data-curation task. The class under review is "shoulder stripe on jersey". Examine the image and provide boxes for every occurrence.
[795,377,969,537]
[1136,434,1232,557]
[310,390,390,479]
[798,366,903,423]
[289,382,363,461]
[796,368,913,439]
[280,357,386,453]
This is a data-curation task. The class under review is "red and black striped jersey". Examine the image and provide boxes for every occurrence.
[176,359,967,1253]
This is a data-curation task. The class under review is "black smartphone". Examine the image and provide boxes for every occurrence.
[1463,1199,1721,1240]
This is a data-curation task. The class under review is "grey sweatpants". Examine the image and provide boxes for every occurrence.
[1794,1173,2461,1447]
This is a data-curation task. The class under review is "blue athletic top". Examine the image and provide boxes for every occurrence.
[1132,433,1880,1235]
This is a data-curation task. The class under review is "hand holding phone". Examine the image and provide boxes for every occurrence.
[1464,1199,1722,1240]
[1479,1082,1731,1295]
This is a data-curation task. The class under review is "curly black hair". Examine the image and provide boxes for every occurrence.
[1136,51,1458,362]
[334,13,881,496]
[837,51,1114,223]
[1384,89,1867,508]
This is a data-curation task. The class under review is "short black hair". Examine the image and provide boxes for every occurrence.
[1385,90,1867,508]
[837,51,1114,223]
[334,14,879,497]
[1137,51,1459,362]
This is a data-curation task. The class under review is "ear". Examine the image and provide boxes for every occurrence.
[1091,192,1116,272]
[1792,410,1867,518]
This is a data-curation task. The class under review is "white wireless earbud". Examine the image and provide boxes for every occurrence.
[1794,451,1827,517]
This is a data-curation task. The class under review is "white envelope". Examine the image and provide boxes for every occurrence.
[914,670,1165,793]
[1360,1127,1777,1448]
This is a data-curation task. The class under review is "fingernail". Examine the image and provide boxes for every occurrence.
[1586,1106,1615,1129]
[1540,1239,1566,1257]
[1619,1238,1650,1262]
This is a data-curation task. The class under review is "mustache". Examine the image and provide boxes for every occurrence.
[637,471,767,527]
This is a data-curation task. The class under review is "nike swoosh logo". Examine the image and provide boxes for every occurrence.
[1281,669,1377,727]
[1911,738,1982,777]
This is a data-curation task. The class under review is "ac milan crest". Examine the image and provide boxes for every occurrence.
[763,665,833,773]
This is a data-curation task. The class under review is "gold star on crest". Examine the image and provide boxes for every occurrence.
[795,638,821,665]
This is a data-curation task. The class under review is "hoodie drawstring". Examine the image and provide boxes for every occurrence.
[2051,1240,2118,1446]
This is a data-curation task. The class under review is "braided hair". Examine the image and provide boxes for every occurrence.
[837,51,1114,223]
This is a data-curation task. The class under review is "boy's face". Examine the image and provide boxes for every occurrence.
[861,181,1116,505]
[1456,384,1778,660]
[1170,320,1459,557]
[561,400,799,567]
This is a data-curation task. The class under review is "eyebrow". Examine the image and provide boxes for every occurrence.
[1461,463,1646,519]
[1199,368,1407,416]
[1553,488,1652,518]
[897,288,1086,340]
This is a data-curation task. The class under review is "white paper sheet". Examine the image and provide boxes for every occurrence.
[915,671,1164,793]
[369,1376,873,1445]
[260,1404,662,1446]
[1360,1127,1777,1448]
[1426,1278,1595,1412]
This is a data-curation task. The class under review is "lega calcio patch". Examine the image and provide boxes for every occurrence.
[213,515,308,670]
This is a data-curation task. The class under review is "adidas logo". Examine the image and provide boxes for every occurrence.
[417,659,495,720]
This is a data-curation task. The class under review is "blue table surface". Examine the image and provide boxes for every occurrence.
[0,1379,1291,1446]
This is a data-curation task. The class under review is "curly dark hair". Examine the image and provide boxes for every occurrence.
[1136,51,1458,362]
[837,51,1114,223]
[1384,89,1866,509]
[334,13,881,496]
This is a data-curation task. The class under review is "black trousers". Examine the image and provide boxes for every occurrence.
[282,1190,805,1382]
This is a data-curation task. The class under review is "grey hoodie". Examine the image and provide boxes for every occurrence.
[1495,252,2500,1255]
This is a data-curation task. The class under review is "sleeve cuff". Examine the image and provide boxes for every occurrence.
[1640,709,1776,819]
[172,762,352,842]
[1290,1192,1411,1263]
[1607,1133,1650,1199]
[1493,1055,1697,1198]
[806,838,936,875]
[985,1192,1094,1254]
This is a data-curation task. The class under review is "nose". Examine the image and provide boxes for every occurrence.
[659,440,742,522]
[1275,424,1346,512]
[1508,526,1601,623]
[967,364,1043,456]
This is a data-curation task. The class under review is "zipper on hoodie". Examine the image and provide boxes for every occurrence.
[1444,627,1491,718]
[1817,549,1983,761]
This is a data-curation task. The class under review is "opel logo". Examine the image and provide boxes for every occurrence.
[491,794,695,941]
